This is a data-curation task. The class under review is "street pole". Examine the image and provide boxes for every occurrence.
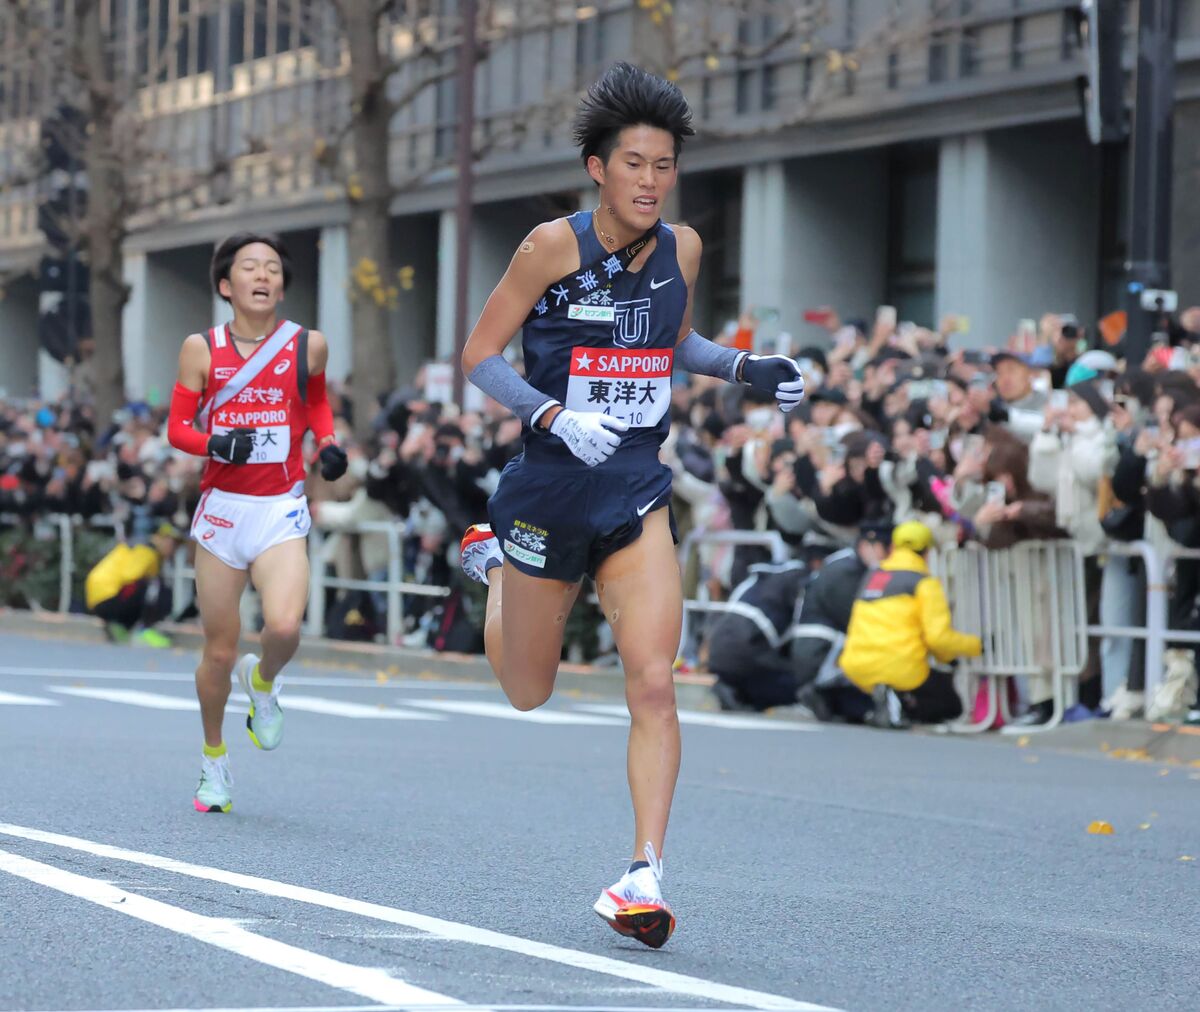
[1123,0,1177,364]
[452,0,478,406]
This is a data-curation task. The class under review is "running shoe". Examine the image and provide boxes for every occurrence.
[193,754,232,813]
[105,622,131,644]
[460,523,503,585]
[593,842,676,949]
[136,628,172,649]
[235,653,284,750]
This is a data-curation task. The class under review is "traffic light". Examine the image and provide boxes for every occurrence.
[1073,0,1127,144]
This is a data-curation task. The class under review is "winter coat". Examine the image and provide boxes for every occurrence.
[1028,418,1116,556]
[838,546,982,692]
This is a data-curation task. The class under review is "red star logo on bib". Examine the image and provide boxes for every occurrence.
[575,351,593,370]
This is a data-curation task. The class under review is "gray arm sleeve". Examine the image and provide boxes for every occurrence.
[467,354,559,428]
[675,330,748,384]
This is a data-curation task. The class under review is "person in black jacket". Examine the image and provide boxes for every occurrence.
[791,524,891,720]
[706,560,811,711]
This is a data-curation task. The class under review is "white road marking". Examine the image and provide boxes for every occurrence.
[0,823,834,1011]
[0,665,490,690]
[0,689,59,706]
[61,1006,829,1012]
[48,686,247,714]
[400,699,626,726]
[574,704,819,732]
[264,694,446,721]
[0,847,460,1008]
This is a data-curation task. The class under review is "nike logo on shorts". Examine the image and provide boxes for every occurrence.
[636,496,660,517]
[649,278,673,290]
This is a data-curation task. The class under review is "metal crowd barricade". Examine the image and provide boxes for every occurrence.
[676,529,790,654]
[1086,541,1200,706]
[943,541,1088,733]
[304,522,450,644]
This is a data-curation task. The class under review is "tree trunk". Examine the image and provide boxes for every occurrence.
[77,0,129,429]
[336,2,396,442]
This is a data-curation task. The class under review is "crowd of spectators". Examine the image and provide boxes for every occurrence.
[5,302,1200,727]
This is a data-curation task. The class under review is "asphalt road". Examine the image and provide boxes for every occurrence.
[1,632,1197,1012]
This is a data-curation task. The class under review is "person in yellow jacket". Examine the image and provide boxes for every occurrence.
[839,520,981,728]
[86,522,185,647]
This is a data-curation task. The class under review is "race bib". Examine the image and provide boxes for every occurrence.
[564,347,673,429]
[213,424,290,464]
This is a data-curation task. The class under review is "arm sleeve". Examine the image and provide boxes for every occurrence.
[674,330,747,383]
[917,578,982,662]
[166,383,210,457]
[306,372,336,444]
[467,354,558,427]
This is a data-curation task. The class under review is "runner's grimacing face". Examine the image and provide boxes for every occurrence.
[221,242,284,314]
[591,125,678,231]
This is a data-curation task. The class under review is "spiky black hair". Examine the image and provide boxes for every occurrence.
[210,231,292,302]
[572,62,695,168]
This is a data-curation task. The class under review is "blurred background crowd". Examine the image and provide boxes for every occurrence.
[5,300,1200,727]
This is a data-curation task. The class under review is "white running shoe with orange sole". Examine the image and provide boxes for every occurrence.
[593,842,675,949]
[460,523,503,585]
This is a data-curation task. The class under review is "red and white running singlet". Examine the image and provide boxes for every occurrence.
[200,321,310,496]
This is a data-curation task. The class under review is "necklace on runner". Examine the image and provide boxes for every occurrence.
[230,330,267,344]
[593,209,619,249]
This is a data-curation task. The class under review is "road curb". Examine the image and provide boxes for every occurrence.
[0,607,720,710]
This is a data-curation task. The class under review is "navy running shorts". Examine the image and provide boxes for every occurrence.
[487,448,676,582]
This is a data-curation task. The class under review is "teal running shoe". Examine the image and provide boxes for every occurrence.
[235,653,284,750]
[193,754,232,813]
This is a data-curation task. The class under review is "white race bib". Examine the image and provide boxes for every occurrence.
[564,346,673,429]
[213,424,290,464]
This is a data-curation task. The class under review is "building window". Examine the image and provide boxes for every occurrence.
[886,145,938,328]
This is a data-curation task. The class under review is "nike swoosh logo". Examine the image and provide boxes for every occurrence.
[636,496,659,517]
[648,278,673,290]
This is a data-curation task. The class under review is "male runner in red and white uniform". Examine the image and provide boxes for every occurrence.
[166,232,347,813]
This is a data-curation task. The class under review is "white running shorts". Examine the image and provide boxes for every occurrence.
[191,487,312,570]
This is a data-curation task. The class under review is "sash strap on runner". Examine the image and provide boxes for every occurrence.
[198,320,303,430]
[524,221,661,325]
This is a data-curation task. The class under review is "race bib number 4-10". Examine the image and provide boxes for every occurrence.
[212,424,290,464]
[564,347,673,429]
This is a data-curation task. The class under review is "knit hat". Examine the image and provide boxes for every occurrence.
[1070,379,1110,421]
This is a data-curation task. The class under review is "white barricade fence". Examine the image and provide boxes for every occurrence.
[675,528,790,656]
[942,541,1088,732]
[1,512,451,646]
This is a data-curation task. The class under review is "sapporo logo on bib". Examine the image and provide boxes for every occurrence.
[565,347,673,429]
[213,385,290,464]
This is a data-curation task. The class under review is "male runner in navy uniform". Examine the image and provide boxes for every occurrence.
[459,63,805,948]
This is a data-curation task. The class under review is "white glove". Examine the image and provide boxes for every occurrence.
[549,408,629,467]
[741,354,806,412]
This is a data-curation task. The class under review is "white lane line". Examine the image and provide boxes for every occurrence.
[264,694,446,721]
[0,665,490,691]
[0,823,833,1011]
[61,1007,828,1012]
[0,689,59,706]
[574,704,819,732]
[400,699,626,726]
[49,686,246,714]
[0,847,460,1008]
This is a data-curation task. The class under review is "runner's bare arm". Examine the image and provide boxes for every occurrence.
[673,225,702,345]
[177,333,211,393]
[461,220,577,372]
[307,329,329,376]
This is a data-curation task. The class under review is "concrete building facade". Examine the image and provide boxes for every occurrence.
[1,0,1200,399]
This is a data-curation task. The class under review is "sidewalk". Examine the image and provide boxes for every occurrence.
[5,607,1199,765]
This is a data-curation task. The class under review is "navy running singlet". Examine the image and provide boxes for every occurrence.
[520,211,688,469]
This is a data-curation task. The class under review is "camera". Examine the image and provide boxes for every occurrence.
[1140,288,1178,313]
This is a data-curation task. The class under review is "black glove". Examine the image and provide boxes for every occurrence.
[207,428,255,465]
[740,354,806,412]
[319,443,348,481]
